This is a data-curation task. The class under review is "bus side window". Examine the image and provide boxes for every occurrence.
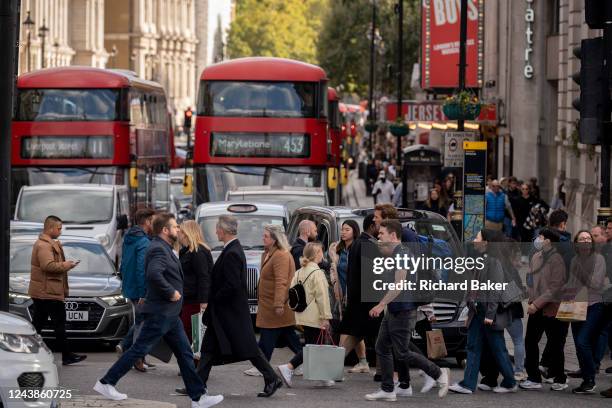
[130,91,142,125]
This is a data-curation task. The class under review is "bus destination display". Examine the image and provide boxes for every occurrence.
[210,133,310,158]
[21,136,114,159]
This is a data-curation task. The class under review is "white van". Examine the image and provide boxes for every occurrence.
[14,184,129,265]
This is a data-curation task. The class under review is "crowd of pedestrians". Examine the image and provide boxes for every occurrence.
[28,195,611,405]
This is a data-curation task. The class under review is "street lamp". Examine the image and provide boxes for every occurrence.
[38,20,49,68]
[22,11,35,71]
[53,40,60,67]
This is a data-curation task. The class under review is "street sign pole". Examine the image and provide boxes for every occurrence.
[0,0,20,311]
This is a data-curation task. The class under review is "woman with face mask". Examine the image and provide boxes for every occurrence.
[565,230,607,394]
[520,228,569,392]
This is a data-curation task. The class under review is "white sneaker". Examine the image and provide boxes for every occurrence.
[514,371,527,381]
[493,385,518,393]
[294,366,303,376]
[277,364,293,388]
[519,380,542,390]
[316,380,335,387]
[437,367,450,398]
[421,374,437,393]
[551,381,569,391]
[394,383,413,397]
[93,381,127,401]
[349,361,371,373]
[244,366,263,377]
[478,383,493,391]
[365,389,397,401]
[449,383,473,394]
[192,393,224,408]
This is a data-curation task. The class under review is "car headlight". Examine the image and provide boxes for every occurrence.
[9,292,31,305]
[101,295,127,307]
[457,306,469,322]
[0,332,41,353]
[95,234,111,248]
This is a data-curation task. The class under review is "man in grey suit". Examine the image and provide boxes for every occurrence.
[94,213,223,408]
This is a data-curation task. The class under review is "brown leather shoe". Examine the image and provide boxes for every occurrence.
[133,359,147,372]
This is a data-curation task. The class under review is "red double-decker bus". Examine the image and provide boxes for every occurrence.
[12,67,173,214]
[193,57,333,204]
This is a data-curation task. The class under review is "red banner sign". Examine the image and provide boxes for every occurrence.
[383,101,496,123]
[421,0,484,89]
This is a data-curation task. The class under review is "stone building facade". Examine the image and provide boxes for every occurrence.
[482,0,604,231]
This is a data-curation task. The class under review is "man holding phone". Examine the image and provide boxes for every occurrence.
[28,215,86,365]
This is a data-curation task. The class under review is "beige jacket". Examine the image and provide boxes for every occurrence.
[28,234,71,301]
[292,261,332,329]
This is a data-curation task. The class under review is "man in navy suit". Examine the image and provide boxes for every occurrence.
[197,215,282,398]
[94,213,223,408]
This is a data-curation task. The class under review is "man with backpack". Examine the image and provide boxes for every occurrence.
[364,219,449,401]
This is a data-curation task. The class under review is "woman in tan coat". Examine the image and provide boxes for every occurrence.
[244,224,301,377]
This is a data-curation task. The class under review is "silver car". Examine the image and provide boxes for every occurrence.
[194,202,290,316]
[8,235,133,343]
[225,186,327,215]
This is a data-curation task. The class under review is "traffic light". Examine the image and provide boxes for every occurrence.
[585,0,612,29]
[572,38,609,145]
[184,108,193,130]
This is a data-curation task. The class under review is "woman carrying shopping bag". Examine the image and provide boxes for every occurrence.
[277,242,334,388]
[178,221,212,359]
[565,230,607,394]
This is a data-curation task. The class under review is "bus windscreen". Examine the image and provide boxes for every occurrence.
[16,88,121,121]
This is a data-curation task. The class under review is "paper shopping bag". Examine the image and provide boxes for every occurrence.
[303,344,346,381]
[426,329,448,360]
[556,301,588,322]
[191,312,206,358]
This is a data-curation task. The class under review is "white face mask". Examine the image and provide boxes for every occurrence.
[533,237,544,251]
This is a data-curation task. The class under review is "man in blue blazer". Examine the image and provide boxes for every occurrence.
[94,213,223,408]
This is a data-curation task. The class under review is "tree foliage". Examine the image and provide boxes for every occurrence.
[317,0,420,98]
[227,0,327,64]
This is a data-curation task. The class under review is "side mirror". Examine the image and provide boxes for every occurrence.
[327,167,338,190]
[117,214,129,230]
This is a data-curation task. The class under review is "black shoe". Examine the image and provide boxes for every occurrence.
[175,387,188,395]
[373,373,382,382]
[567,369,582,378]
[572,381,596,394]
[62,353,87,366]
[257,378,282,397]
[601,386,612,398]
[605,367,612,375]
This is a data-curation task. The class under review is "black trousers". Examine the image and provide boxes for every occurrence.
[525,310,569,383]
[31,298,68,357]
[197,348,276,391]
[289,326,320,368]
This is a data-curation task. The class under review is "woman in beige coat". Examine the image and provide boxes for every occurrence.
[276,242,333,388]
[244,224,301,377]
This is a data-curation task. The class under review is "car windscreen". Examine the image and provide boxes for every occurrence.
[17,190,113,224]
[199,215,286,251]
[228,194,325,214]
[10,241,115,276]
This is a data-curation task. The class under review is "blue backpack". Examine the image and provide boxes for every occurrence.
[416,235,454,258]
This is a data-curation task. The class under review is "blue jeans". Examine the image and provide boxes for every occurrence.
[571,303,606,383]
[506,318,525,373]
[120,299,143,351]
[460,314,516,391]
[594,320,611,366]
[102,313,205,401]
[258,326,302,361]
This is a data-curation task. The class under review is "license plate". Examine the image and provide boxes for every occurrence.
[66,311,89,321]
[249,305,258,314]
[411,330,421,339]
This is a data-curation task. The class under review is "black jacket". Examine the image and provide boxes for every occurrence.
[290,238,307,270]
[141,237,183,317]
[179,245,212,304]
[202,239,260,363]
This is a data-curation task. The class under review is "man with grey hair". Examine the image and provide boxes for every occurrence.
[196,215,283,398]
[290,219,317,269]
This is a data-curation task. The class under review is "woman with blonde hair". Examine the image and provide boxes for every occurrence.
[244,224,301,376]
[277,241,334,388]
[177,220,212,348]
